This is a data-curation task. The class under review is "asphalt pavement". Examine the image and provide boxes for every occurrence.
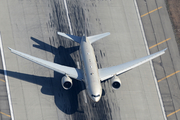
[137,0,180,119]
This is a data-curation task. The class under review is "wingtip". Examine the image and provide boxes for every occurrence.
[158,48,167,54]
[163,48,168,52]
[57,31,64,35]
[57,31,61,35]
[8,47,12,51]
[107,32,111,35]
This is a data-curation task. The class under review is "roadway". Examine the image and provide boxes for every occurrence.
[0,0,175,120]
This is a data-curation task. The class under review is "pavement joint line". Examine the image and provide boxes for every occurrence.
[0,111,11,117]
[0,79,5,82]
[167,108,180,117]
[0,33,14,120]
[149,38,171,49]
[141,6,162,17]
[133,1,167,120]
[158,70,180,82]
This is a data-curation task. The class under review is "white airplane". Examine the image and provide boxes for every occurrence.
[9,32,167,102]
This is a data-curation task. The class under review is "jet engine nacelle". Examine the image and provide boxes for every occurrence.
[111,75,121,89]
[61,75,73,90]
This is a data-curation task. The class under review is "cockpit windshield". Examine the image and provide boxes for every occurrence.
[91,94,100,97]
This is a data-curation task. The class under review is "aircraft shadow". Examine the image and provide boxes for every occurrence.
[4,37,86,114]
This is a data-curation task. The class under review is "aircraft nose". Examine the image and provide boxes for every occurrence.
[93,97,100,102]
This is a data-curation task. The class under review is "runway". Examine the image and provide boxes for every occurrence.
[0,0,176,120]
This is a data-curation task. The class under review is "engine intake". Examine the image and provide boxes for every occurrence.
[61,75,73,90]
[111,75,121,89]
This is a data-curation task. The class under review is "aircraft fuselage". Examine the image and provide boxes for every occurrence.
[79,36,102,102]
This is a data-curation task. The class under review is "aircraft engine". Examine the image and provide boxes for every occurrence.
[61,75,73,90]
[111,75,121,89]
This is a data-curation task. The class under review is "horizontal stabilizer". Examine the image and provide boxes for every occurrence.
[57,32,81,43]
[99,48,167,81]
[8,47,83,80]
[87,32,110,44]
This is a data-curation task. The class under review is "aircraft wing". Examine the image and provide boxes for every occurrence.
[8,48,83,80]
[98,48,167,81]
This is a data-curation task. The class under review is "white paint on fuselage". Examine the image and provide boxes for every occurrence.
[80,36,102,102]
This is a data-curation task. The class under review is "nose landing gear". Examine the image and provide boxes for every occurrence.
[93,103,96,107]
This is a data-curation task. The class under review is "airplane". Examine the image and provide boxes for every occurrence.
[8,32,167,102]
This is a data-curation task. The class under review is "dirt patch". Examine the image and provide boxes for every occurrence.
[166,0,180,50]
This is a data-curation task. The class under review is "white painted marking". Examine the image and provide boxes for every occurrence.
[133,1,167,120]
[0,33,14,120]
[63,0,73,35]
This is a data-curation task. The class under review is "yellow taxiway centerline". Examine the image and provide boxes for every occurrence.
[0,79,5,82]
[167,109,180,117]
[141,6,162,17]
[149,38,171,49]
[158,70,180,82]
[0,111,11,117]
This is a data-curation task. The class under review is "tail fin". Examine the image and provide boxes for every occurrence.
[87,32,110,44]
[57,32,81,43]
